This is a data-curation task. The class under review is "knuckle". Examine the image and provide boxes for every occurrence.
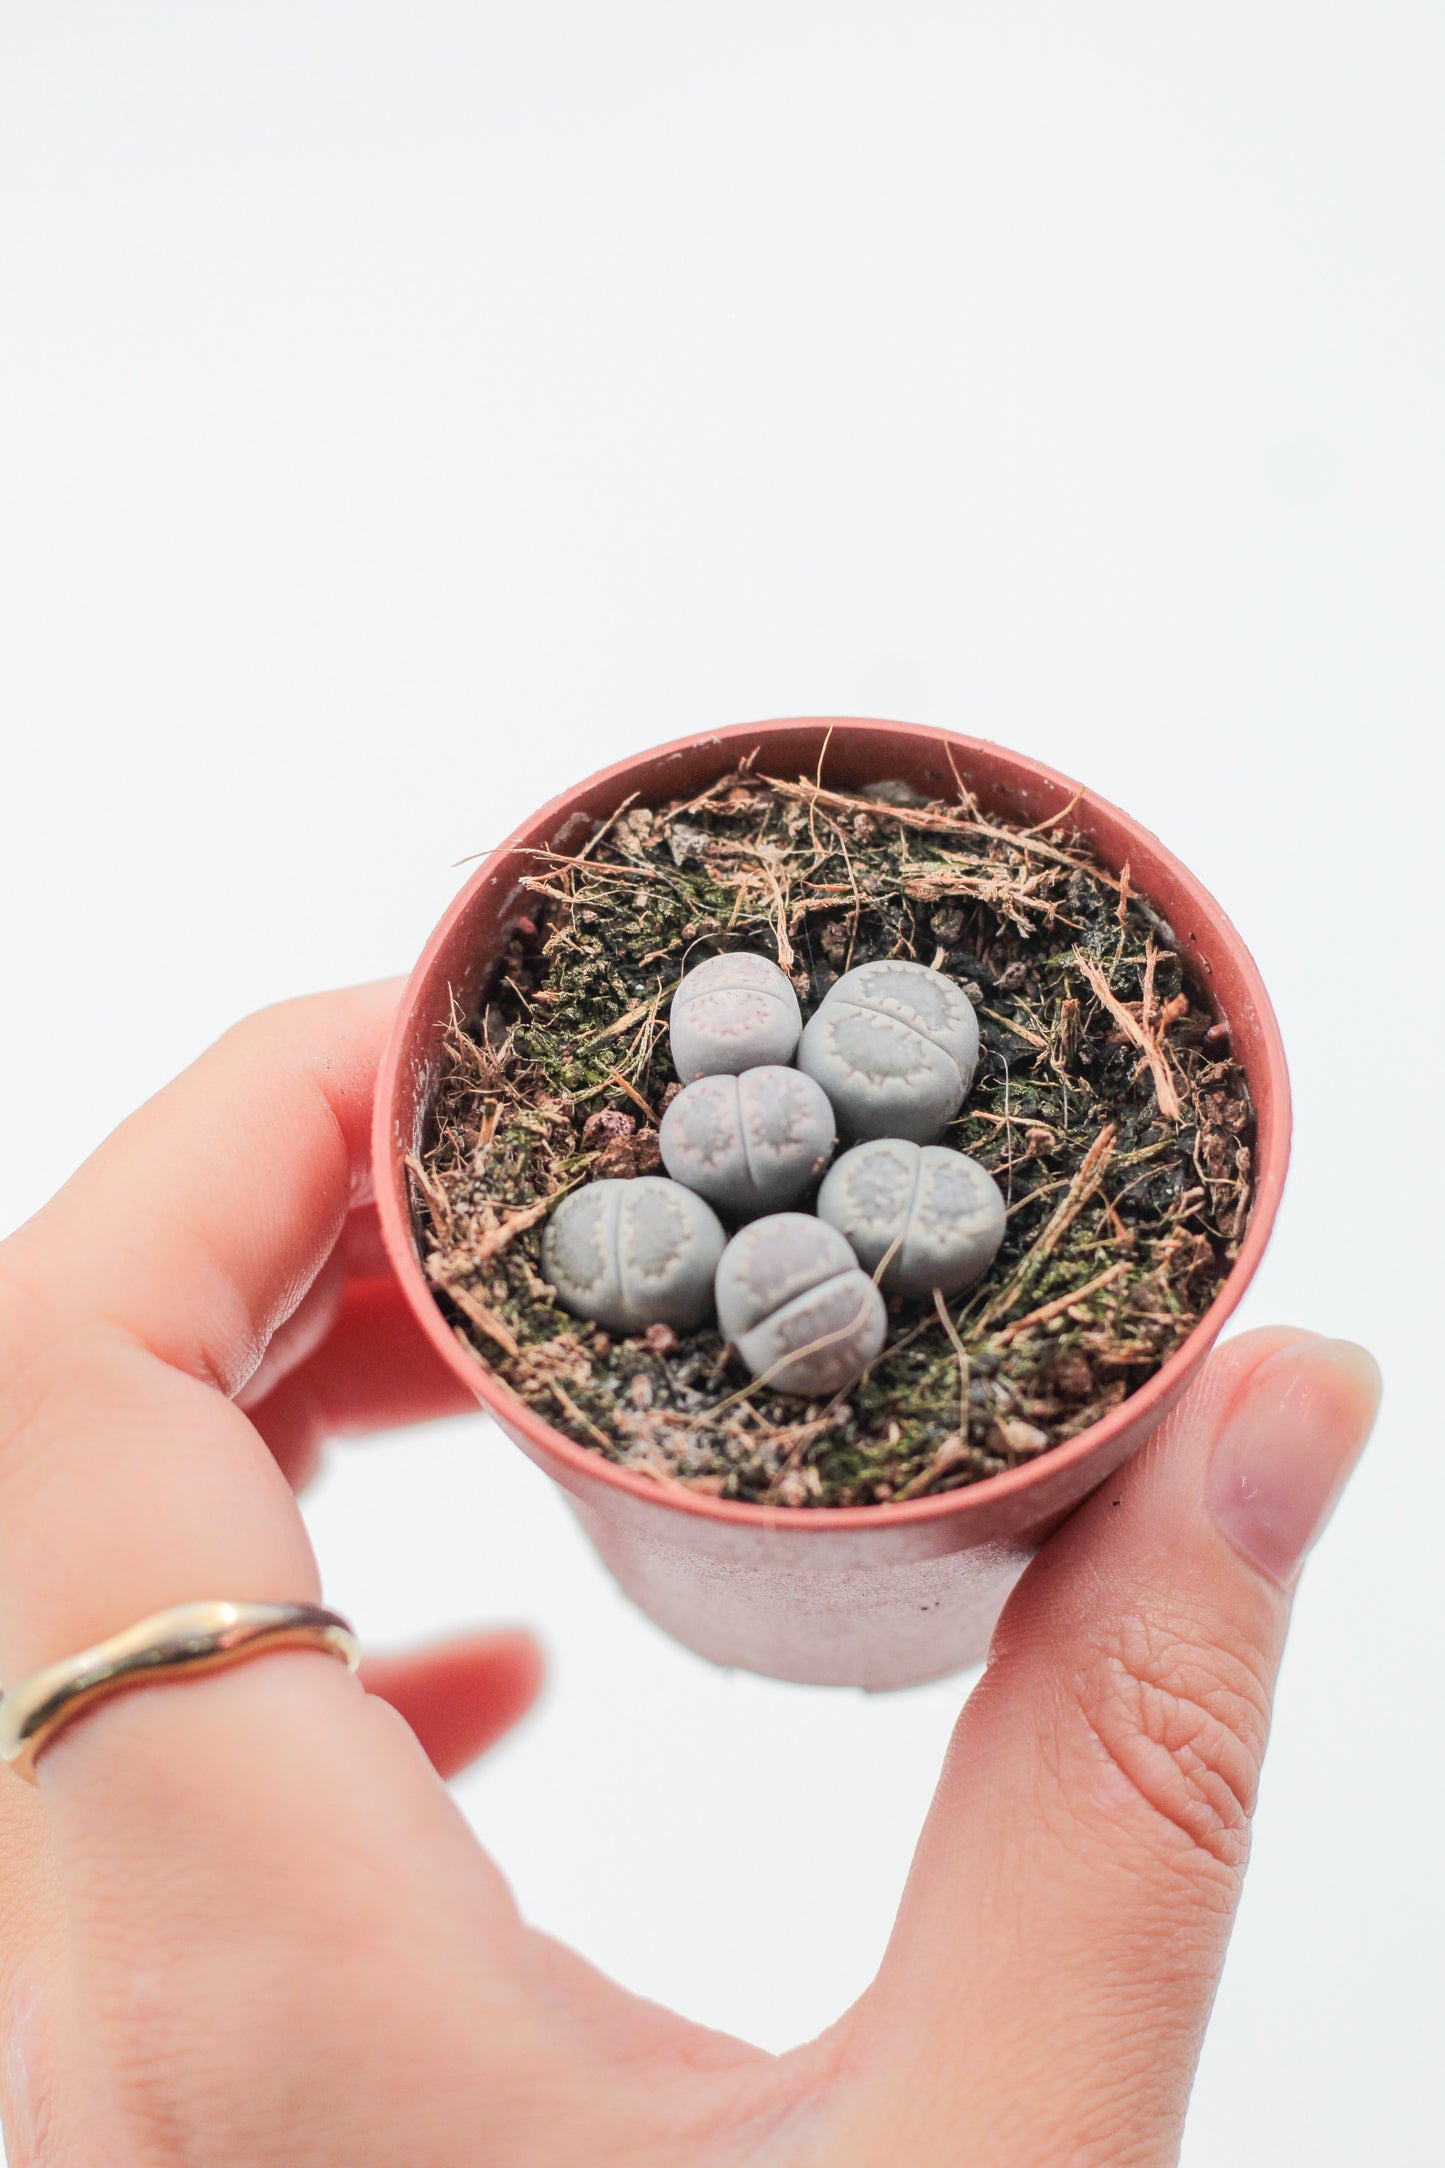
[1077,1610,1271,1875]
[88,1912,385,2167]
[211,992,317,1069]
[215,998,288,1052]
[85,1885,506,2168]
[205,998,309,1094]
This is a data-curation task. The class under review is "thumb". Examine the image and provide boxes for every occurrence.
[825,1327,1380,2168]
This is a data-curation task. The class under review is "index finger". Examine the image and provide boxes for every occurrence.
[0,987,531,2162]
[8,978,405,1397]
[0,980,402,1685]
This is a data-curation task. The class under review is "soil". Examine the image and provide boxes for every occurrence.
[409,759,1254,1508]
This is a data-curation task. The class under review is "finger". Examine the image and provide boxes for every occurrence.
[233,1204,397,1413]
[230,1240,348,1416]
[7,979,404,1402]
[0,980,401,1680]
[829,1329,1380,2168]
[246,1274,479,1488]
[0,989,534,2156]
[360,1631,544,1780]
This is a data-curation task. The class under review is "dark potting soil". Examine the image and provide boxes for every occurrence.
[409,762,1254,1508]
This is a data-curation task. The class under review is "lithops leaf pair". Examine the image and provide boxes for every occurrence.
[797,958,980,1143]
[668,952,801,1082]
[542,1177,725,1334]
[714,1214,886,1396]
[659,1066,835,1218]
[817,1138,1005,1297]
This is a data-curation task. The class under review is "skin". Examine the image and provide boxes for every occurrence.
[0,981,1380,2168]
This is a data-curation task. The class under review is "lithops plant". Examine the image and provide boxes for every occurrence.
[817,1138,1006,1298]
[659,1066,835,1218]
[668,952,802,1083]
[796,958,980,1143]
[714,1213,887,1397]
[541,1177,725,1334]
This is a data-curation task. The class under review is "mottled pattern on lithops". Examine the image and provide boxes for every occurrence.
[668,952,802,1083]
[714,1213,887,1397]
[797,958,980,1142]
[659,1067,835,1218]
[541,1177,725,1334]
[817,1138,1006,1298]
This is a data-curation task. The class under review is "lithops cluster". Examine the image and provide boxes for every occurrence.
[817,1138,1005,1298]
[541,1177,725,1334]
[668,951,802,1082]
[714,1214,887,1396]
[797,958,980,1143]
[541,938,1004,1398]
[660,1067,835,1218]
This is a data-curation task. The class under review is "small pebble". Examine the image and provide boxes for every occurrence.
[714,1213,887,1397]
[816,1138,1006,1297]
[541,1177,725,1334]
[659,1066,835,1218]
[860,778,930,808]
[997,1417,1051,1456]
[581,1107,634,1149]
[668,952,802,1082]
[796,958,980,1142]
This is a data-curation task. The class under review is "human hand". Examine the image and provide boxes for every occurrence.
[0,984,1379,2167]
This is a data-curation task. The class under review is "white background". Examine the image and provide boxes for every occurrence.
[2,5,1442,2161]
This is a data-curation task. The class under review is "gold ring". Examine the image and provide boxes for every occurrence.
[0,1601,360,1784]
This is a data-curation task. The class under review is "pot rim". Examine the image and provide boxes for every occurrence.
[373,717,1291,1537]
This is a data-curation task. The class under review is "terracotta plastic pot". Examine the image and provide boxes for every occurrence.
[374,719,1290,1690]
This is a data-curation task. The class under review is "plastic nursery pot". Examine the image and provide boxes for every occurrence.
[374,719,1290,1691]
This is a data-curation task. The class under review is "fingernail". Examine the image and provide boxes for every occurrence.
[1207,1338,1381,1583]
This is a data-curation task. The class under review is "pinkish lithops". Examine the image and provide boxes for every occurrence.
[796,957,980,1142]
[668,952,802,1083]
[541,1176,725,1334]
[714,1213,886,1397]
[816,1137,1005,1297]
[659,1066,835,1218]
